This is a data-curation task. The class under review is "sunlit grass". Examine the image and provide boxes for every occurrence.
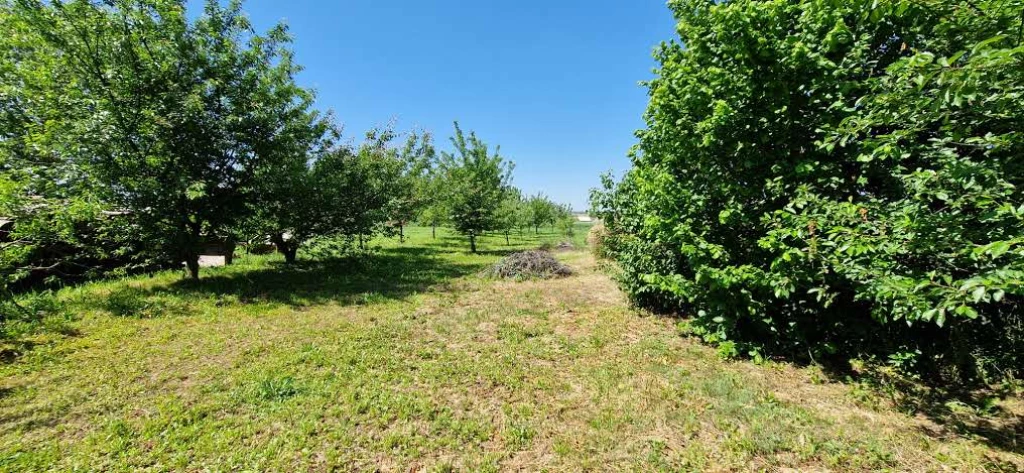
[0,225,1019,471]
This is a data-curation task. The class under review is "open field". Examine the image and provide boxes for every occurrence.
[1,227,1021,471]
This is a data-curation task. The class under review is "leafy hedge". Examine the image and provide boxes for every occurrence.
[593,0,1024,386]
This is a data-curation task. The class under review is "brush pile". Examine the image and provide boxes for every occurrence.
[485,250,572,279]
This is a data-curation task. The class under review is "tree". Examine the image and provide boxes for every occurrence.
[439,122,513,253]
[10,0,320,279]
[385,131,436,243]
[600,0,1024,385]
[526,194,557,234]
[0,4,108,297]
[415,154,451,239]
[496,189,526,246]
[242,121,341,264]
[554,203,576,237]
[338,128,411,250]
[418,192,448,240]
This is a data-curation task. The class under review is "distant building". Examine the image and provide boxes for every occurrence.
[575,214,593,223]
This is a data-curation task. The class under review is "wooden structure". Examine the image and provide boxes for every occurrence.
[199,238,237,267]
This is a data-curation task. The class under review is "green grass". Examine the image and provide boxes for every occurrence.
[1,226,1021,471]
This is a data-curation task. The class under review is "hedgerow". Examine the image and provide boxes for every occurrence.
[593,0,1024,386]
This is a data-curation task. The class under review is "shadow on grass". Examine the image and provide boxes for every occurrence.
[103,246,486,312]
[771,351,1024,456]
[420,233,563,257]
[0,341,38,365]
[664,312,1024,457]
[833,369,1024,456]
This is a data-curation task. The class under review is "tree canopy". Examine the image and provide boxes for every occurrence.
[438,123,514,253]
[5,0,333,278]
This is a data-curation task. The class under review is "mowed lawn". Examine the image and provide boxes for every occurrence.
[1,227,1021,472]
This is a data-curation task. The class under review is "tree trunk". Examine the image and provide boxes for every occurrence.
[399,223,405,243]
[432,225,436,239]
[359,234,364,250]
[271,233,298,264]
[505,231,510,246]
[185,252,200,280]
[224,239,236,265]
[185,220,202,280]
[469,234,477,253]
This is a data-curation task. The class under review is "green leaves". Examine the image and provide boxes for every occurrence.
[438,122,514,252]
[597,0,1024,386]
[2,1,337,279]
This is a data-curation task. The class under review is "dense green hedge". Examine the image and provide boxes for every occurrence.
[593,0,1024,386]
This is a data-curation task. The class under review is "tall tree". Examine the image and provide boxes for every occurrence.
[439,122,513,253]
[11,0,320,279]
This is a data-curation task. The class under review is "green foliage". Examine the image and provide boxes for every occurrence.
[6,0,323,279]
[438,122,514,252]
[495,189,527,245]
[597,0,1024,386]
[525,194,556,233]
[386,130,438,242]
[244,124,436,262]
[553,203,576,237]
[1,4,167,303]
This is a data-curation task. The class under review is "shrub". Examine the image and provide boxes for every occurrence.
[596,0,1024,386]
[587,223,609,259]
[485,250,572,280]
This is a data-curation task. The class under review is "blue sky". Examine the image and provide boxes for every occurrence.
[218,1,677,210]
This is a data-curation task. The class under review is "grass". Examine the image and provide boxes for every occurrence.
[1,225,1021,471]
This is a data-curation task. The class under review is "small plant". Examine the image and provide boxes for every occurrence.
[484,250,572,280]
[504,422,535,450]
[254,376,301,402]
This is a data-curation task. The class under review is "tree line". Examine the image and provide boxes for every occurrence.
[592,0,1024,387]
[0,0,575,312]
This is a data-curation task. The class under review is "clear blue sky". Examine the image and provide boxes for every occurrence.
[211,1,677,210]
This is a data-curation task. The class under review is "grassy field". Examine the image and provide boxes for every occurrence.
[1,226,1021,471]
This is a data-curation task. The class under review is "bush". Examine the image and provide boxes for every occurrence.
[596,0,1024,387]
[485,250,572,280]
[587,223,609,259]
